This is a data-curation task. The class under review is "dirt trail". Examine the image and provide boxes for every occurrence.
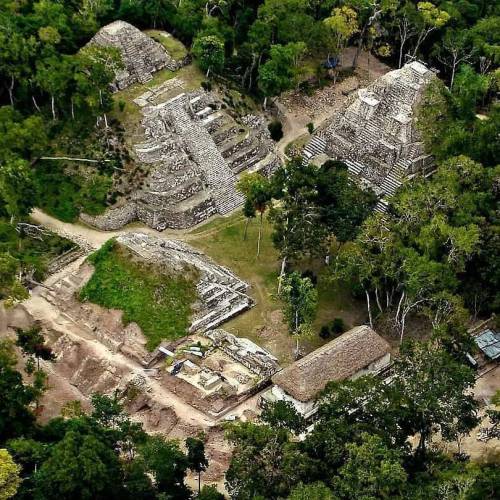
[30,209,249,251]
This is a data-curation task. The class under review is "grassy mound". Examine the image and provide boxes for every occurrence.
[145,30,188,60]
[79,240,197,350]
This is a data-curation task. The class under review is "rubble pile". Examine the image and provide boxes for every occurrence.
[205,329,280,378]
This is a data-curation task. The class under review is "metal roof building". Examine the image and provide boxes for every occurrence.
[474,329,500,360]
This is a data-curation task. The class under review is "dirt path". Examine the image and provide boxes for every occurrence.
[30,208,249,251]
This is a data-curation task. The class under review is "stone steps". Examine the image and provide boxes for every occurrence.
[302,134,326,165]
[165,94,244,215]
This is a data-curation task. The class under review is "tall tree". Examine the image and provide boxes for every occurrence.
[237,173,272,256]
[186,435,208,494]
[0,449,21,500]
[412,2,450,57]
[0,340,40,442]
[16,325,55,371]
[333,433,407,499]
[323,6,359,74]
[32,424,127,500]
[280,271,318,357]
[141,436,191,499]
[0,158,36,223]
[258,42,306,107]
[192,34,225,76]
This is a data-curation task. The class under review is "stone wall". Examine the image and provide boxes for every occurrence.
[80,203,137,231]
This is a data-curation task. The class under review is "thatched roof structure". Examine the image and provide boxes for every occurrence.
[272,326,390,402]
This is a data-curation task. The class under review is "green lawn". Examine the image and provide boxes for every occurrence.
[79,240,197,351]
[188,211,366,364]
[144,30,188,60]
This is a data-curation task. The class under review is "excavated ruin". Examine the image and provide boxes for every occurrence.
[38,233,254,363]
[88,20,179,90]
[116,233,254,333]
[81,89,280,230]
[302,61,435,211]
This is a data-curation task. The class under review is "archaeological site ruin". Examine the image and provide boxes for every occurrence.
[19,228,274,424]
[303,61,435,212]
[82,86,279,230]
[88,20,179,90]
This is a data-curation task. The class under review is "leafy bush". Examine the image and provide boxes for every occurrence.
[268,120,283,142]
[33,162,112,222]
[331,317,345,335]
[307,122,314,134]
[319,325,331,339]
[301,269,317,286]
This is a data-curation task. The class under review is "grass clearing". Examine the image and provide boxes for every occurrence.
[188,211,366,364]
[79,240,197,351]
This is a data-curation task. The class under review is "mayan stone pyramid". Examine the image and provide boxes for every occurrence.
[89,20,177,90]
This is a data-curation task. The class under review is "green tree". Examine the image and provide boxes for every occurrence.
[280,271,318,357]
[35,54,74,120]
[0,340,39,443]
[16,325,55,371]
[198,484,225,500]
[317,161,376,245]
[288,482,334,500]
[0,253,28,303]
[32,426,126,500]
[186,435,208,494]
[141,436,190,499]
[333,433,407,499]
[392,341,478,459]
[0,107,47,162]
[323,5,359,78]
[74,45,121,124]
[0,158,35,223]
[0,449,21,500]
[192,35,225,76]
[261,401,306,435]
[258,42,306,107]
[435,29,476,88]
[225,422,307,499]
[412,2,450,57]
[0,28,37,107]
[269,160,328,291]
[236,173,272,256]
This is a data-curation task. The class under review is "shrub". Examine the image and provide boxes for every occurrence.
[319,325,331,339]
[331,317,345,335]
[201,80,212,91]
[307,122,314,134]
[268,120,283,142]
[118,100,126,112]
[301,270,317,286]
